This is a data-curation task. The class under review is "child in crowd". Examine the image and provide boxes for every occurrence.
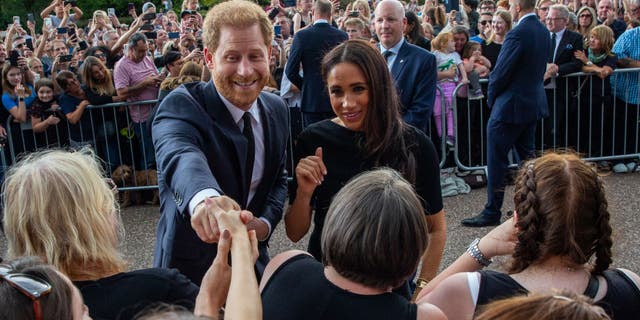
[30,78,62,134]
[461,41,490,99]
[431,31,469,146]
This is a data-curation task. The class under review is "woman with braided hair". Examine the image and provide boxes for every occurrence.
[414,152,640,320]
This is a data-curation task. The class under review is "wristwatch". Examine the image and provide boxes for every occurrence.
[586,61,593,66]
[467,238,492,267]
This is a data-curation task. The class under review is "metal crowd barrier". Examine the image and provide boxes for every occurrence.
[3,70,638,194]
[5,100,158,192]
[449,68,640,173]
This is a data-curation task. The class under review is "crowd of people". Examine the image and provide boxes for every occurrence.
[1,0,640,319]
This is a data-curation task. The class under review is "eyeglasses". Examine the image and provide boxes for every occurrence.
[0,264,52,320]
[95,53,106,58]
[479,20,491,25]
[579,14,592,18]
[538,6,550,11]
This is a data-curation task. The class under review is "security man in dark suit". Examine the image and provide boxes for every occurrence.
[374,0,437,135]
[285,0,347,127]
[462,0,550,227]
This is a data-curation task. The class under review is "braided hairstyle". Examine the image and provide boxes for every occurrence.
[509,153,613,275]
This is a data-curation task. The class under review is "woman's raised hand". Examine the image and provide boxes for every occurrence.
[295,147,327,196]
[479,217,518,258]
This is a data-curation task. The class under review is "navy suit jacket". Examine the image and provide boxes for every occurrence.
[151,81,289,284]
[389,40,437,133]
[487,15,550,124]
[551,29,584,76]
[285,22,347,114]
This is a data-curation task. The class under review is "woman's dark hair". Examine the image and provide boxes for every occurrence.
[405,11,426,44]
[0,257,74,320]
[427,7,446,28]
[510,153,613,275]
[85,45,111,60]
[161,50,182,68]
[321,168,429,289]
[321,39,416,182]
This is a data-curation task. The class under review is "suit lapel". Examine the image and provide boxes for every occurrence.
[391,42,409,81]
[554,31,570,63]
[202,81,250,197]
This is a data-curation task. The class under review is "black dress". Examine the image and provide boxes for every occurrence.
[74,268,199,320]
[476,269,640,320]
[290,120,443,260]
[261,253,418,320]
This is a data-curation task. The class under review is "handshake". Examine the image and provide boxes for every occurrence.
[192,195,262,319]
[191,196,267,244]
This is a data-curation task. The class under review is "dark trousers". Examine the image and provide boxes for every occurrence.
[482,118,537,218]
[133,121,155,170]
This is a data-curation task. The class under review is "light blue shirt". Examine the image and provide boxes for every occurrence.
[380,38,405,71]
[611,26,640,105]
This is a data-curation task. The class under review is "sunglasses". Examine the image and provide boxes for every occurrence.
[0,264,53,320]
[479,20,491,25]
[579,14,592,18]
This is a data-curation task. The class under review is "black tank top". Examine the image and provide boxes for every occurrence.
[476,269,640,320]
[261,254,418,320]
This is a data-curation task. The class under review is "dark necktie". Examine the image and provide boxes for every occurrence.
[242,112,255,207]
[383,50,393,64]
[548,33,556,63]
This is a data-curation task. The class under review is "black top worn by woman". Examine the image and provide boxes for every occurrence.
[476,269,640,320]
[290,120,443,260]
[75,268,199,320]
[262,253,418,320]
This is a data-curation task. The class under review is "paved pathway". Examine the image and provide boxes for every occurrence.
[2,173,639,274]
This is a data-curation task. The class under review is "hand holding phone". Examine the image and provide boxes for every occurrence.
[9,50,20,67]
[59,54,73,63]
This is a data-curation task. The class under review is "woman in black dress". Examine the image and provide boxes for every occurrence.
[405,11,431,51]
[263,168,446,320]
[284,40,445,296]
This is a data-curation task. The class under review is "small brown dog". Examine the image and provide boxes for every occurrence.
[111,165,159,207]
